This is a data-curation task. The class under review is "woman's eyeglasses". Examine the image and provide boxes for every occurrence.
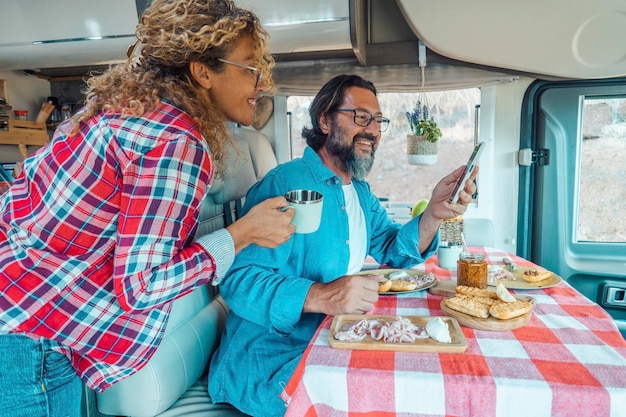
[335,108,390,132]
[217,58,262,88]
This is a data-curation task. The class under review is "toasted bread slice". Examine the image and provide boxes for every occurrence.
[456,285,498,300]
[378,279,392,293]
[390,279,418,292]
[444,296,490,318]
[489,300,532,319]
[495,282,516,303]
[454,293,499,306]
[522,268,551,283]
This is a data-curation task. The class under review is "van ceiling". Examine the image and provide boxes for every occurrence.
[1,0,624,81]
[0,0,354,80]
[396,0,626,80]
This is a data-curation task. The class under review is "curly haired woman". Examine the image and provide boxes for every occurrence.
[0,1,295,415]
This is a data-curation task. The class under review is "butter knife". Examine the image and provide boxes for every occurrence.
[502,257,518,272]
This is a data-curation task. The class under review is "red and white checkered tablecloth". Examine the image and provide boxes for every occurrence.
[280,247,626,417]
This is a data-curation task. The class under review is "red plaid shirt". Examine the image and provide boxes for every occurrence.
[0,101,217,391]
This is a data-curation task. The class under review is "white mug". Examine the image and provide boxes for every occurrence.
[285,190,323,234]
[437,241,464,269]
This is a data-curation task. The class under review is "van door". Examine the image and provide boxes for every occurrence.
[519,78,626,338]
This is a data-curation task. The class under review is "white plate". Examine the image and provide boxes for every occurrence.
[356,269,438,295]
[489,266,562,289]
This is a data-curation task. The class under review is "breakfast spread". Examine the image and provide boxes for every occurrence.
[457,252,488,289]
[334,316,430,343]
[389,270,410,279]
[495,280,517,302]
[455,285,498,299]
[328,314,468,353]
[485,262,561,290]
[425,316,452,343]
[444,283,532,320]
[487,265,516,284]
[522,268,552,283]
[378,278,392,292]
[390,279,418,292]
[376,270,437,293]
[334,316,451,344]
[488,299,533,319]
[444,295,490,318]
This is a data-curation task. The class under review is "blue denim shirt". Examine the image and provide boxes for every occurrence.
[208,147,438,416]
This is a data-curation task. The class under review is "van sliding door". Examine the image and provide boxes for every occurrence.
[519,78,626,338]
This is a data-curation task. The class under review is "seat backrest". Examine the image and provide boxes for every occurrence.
[95,126,276,416]
[196,125,277,236]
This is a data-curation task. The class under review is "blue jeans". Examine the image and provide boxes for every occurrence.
[0,334,82,417]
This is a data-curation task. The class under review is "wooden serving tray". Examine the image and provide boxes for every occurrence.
[430,281,535,331]
[429,280,464,298]
[429,279,539,300]
[439,297,535,332]
[327,315,468,353]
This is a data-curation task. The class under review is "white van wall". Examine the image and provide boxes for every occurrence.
[479,77,534,253]
[0,70,50,163]
[270,95,291,164]
[0,70,50,119]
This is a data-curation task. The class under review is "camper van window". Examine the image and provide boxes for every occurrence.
[578,96,626,243]
[288,88,480,205]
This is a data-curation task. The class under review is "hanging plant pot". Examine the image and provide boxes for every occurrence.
[407,134,438,165]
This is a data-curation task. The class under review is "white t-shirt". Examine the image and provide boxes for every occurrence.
[343,182,367,274]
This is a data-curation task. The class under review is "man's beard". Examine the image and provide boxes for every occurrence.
[326,125,376,180]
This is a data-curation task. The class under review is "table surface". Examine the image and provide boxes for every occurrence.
[280,247,626,417]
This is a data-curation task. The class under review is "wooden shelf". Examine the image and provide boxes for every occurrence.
[0,78,7,102]
[0,81,54,160]
[0,119,50,160]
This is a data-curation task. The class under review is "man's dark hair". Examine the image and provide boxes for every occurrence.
[301,74,377,151]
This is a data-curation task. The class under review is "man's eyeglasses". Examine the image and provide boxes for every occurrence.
[217,58,262,88]
[335,108,390,132]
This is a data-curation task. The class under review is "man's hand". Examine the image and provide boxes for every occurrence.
[416,165,478,253]
[303,274,383,316]
[424,165,479,221]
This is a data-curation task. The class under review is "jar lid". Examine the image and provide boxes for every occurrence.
[459,252,485,261]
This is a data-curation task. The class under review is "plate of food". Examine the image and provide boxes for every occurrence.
[488,264,562,289]
[439,283,535,331]
[356,269,438,294]
[328,314,467,353]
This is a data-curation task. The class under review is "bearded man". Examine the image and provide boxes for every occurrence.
[208,74,478,417]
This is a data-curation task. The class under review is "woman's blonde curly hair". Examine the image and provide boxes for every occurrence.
[72,0,274,176]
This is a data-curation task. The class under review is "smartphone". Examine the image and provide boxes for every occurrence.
[448,141,485,204]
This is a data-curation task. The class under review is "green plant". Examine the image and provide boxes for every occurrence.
[406,101,442,143]
[416,119,442,143]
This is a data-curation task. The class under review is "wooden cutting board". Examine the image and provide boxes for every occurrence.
[429,280,534,302]
[327,315,468,353]
[428,280,461,297]
[440,299,534,331]
[430,280,535,331]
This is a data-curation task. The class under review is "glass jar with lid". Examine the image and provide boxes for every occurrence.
[457,252,488,288]
[61,103,72,120]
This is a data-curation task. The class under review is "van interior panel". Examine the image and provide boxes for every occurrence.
[396,0,626,79]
